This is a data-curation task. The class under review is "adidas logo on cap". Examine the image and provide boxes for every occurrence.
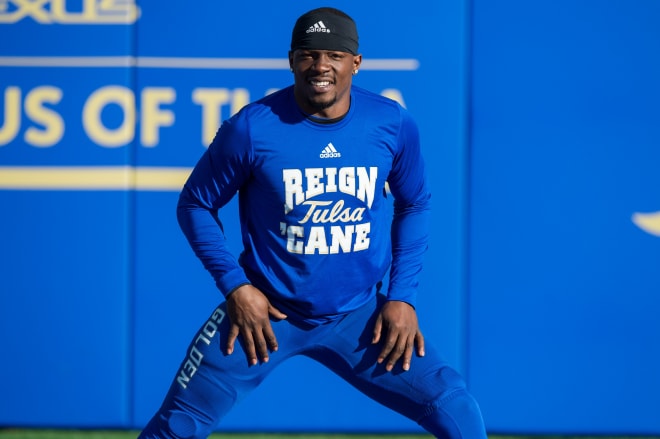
[319,142,341,158]
[306,20,330,33]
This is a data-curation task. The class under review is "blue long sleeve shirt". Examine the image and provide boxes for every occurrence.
[177,85,431,324]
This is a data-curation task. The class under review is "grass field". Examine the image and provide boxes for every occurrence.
[1,431,659,439]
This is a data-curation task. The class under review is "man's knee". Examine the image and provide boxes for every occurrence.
[419,389,488,439]
[139,410,215,439]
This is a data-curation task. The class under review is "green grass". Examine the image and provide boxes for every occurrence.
[0,431,659,439]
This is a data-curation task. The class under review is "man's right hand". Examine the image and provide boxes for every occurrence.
[225,284,287,366]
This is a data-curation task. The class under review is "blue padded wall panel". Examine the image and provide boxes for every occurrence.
[467,0,660,434]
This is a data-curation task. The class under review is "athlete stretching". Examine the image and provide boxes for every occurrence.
[139,7,487,439]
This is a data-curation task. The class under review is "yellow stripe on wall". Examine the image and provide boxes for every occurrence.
[0,166,191,191]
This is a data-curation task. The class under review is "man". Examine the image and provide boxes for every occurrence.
[139,7,487,439]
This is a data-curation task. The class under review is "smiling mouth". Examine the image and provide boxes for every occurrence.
[309,79,333,90]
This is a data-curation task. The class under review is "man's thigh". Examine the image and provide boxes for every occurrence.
[309,295,467,422]
[141,303,298,438]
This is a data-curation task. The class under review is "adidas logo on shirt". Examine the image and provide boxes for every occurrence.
[306,21,330,33]
[319,142,341,158]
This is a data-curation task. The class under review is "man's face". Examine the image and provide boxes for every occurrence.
[289,49,362,119]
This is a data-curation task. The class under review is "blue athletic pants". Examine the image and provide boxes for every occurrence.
[139,294,487,438]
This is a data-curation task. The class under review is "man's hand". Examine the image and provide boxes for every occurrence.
[372,300,425,372]
[226,284,287,366]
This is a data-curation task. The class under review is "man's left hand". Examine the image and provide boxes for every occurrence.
[372,300,425,372]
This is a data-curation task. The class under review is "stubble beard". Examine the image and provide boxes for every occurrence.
[306,94,337,112]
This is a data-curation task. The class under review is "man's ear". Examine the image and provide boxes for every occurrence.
[288,51,295,72]
[353,54,363,71]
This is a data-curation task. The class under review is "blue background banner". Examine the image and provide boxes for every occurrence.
[1,0,658,435]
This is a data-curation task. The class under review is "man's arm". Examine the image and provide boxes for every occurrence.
[376,107,431,371]
[177,116,287,364]
[176,117,253,297]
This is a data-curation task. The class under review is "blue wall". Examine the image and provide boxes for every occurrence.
[0,0,658,435]
[467,1,660,435]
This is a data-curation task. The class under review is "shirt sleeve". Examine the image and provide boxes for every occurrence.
[176,113,253,296]
[385,108,432,308]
